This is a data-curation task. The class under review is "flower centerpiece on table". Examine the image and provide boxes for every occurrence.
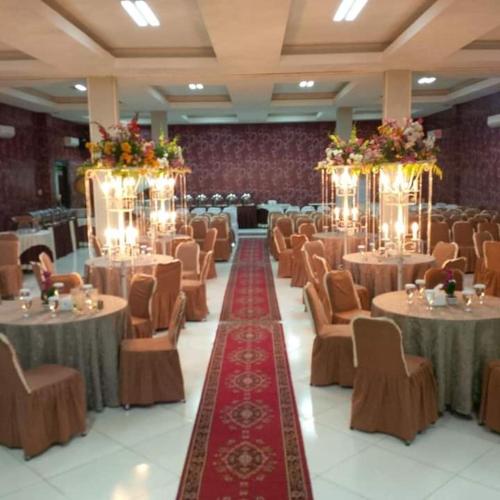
[443,269,457,300]
[40,270,56,304]
[153,133,191,175]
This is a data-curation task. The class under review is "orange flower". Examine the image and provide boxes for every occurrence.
[103,141,114,155]
[121,142,132,153]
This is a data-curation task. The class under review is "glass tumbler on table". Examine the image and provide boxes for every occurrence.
[425,289,435,311]
[48,295,59,318]
[473,283,486,305]
[463,289,474,312]
[405,283,416,305]
[19,288,32,318]
[415,279,426,300]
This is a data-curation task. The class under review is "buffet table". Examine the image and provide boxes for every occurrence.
[237,205,258,228]
[343,252,435,301]
[372,290,500,414]
[0,295,129,411]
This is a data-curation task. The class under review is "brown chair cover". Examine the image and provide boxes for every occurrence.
[432,241,458,268]
[275,217,293,248]
[0,238,22,299]
[190,216,208,247]
[290,234,308,288]
[199,227,217,279]
[90,235,103,257]
[314,213,332,232]
[295,217,313,232]
[469,215,488,231]
[324,270,370,324]
[304,283,355,387]
[477,222,499,241]
[267,212,284,260]
[211,216,232,261]
[298,222,316,241]
[31,262,83,294]
[452,221,476,273]
[176,240,200,280]
[430,221,450,251]
[171,236,193,257]
[446,214,465,228]
[0,334,86,459]
[273,227,293,278]
[350,317,439,443]
[178,224,194,238]
[423,268,464,291]
[312,255,334,321]
[120,292,186,407]
[181,251,212,321]
[442,257,467,273]
[129,274,157,338]
[473,231,493,284]
[484,241,500,296]
[303,239,328,265]
[39,251,55,274]
[479,360,500,433]
[151,260,182,331]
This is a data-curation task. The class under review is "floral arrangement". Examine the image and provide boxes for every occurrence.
[443,269,456,297]
[315,126,369,172]
[40,270,56,304]
[153,134,191,174]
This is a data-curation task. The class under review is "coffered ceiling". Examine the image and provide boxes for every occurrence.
[1,0,500,125]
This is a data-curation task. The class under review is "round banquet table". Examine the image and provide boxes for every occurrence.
[372,291,500,415]
[313,231,367,269]
[0,295,129,411]
[85,254,173,298]
[343,252,435,301]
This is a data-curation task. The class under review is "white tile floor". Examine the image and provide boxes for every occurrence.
[1,244,500,499]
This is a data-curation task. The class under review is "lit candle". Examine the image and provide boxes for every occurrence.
[352,207,359,222]
[382,222,389,240]
[395,220,405,237]
[334,207,340,221]
[411,222,419,241]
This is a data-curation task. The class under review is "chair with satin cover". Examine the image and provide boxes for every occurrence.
[473,231,493,284]
[268,212,284,260]
[423,267,464,291]
[190,217,208,247]
[295,216,313,232]
[446,214,464,229]
[151,260,182,331]
[290,234,308,288]
[120,292,186,408]
[479,360,500,433]
[175,240,200,280]
[200,227,218,279]
[181,250,212,321]
[273,227,293,278]
[350,317,439,444]
[31,262,83,294]
[429,221,450,252]
[210,216,232,261]
[469,215,489,231]
[478,221,500,241]
[275,217,294,248]
[0,334,86,459]
[304,282,355,387]
[452,221,476,273]
[432,241,458,268]
[0,234,23,299]
[483,241,500,296]
[207,207,221,215]
[298,222,316,241]
[177,224,194,238]
[442,257,468,273]
[314,213,331,232]
[128,274,157,338]
[324,270,370,324]
[301,206,316,213]
[171,236,193,257]
[89,235,103,258]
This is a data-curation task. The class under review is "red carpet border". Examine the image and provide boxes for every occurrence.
[177,238,312,499]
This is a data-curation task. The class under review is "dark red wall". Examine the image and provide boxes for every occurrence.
[0,103,88,230]
[170,121,378,206]
[426,92,500,208]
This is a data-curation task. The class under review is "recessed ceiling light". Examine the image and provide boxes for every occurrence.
[121,1,159,27]
[189,83,204,90]
[418,76,437,85]
[299,80,315,88]
[333,0,368,22]
[74,83,87,92]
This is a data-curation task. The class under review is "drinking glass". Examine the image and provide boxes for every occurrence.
[425,289,435,311]
[48,295,59,318]
[83,284,94,311]
[415,279,426,300]
[358,245,366,260]
[463,289,473,312]
[19,288,32,318]
[405,283,416,305]
[369,242,376,256]
[473,283,486,305]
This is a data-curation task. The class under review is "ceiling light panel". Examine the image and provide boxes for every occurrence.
[417,76,437,85]
[135,1,160,26]
[333,0,368,22]
[74,83,87,92]
[121,1,159,27]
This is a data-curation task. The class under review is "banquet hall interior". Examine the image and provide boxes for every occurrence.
[3,1,500,499]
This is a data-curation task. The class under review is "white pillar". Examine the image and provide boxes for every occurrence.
[383,70,412,124]
[87,76,119,142]
[335,107,353,141]
[151,111,168,141]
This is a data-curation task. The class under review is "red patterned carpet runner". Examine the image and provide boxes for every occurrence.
[177,238,312,499]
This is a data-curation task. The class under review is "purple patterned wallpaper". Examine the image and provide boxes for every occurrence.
[169,121,378,206]
[426,92,500,208]
[0,103,88,230]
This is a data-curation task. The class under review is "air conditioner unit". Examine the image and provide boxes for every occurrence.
[63,136,80,148]
[487,114,500,128]
[0,125,15,139]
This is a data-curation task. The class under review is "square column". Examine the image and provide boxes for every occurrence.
[383,70,412,124]
[151,111,168,141]
[87,76,119,142]
[335,107,353,141]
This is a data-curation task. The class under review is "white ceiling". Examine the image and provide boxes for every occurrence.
[1,0,500,125]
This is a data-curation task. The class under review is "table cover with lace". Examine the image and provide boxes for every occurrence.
[0,295,129,411]
[372,290,500,415]
[85,254,173,298]
[313,231,367,269]
[344,252,435,301]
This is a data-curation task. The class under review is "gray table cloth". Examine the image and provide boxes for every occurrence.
[0,295,129,411]
[313,231,366,269]
[372,290,500,415]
